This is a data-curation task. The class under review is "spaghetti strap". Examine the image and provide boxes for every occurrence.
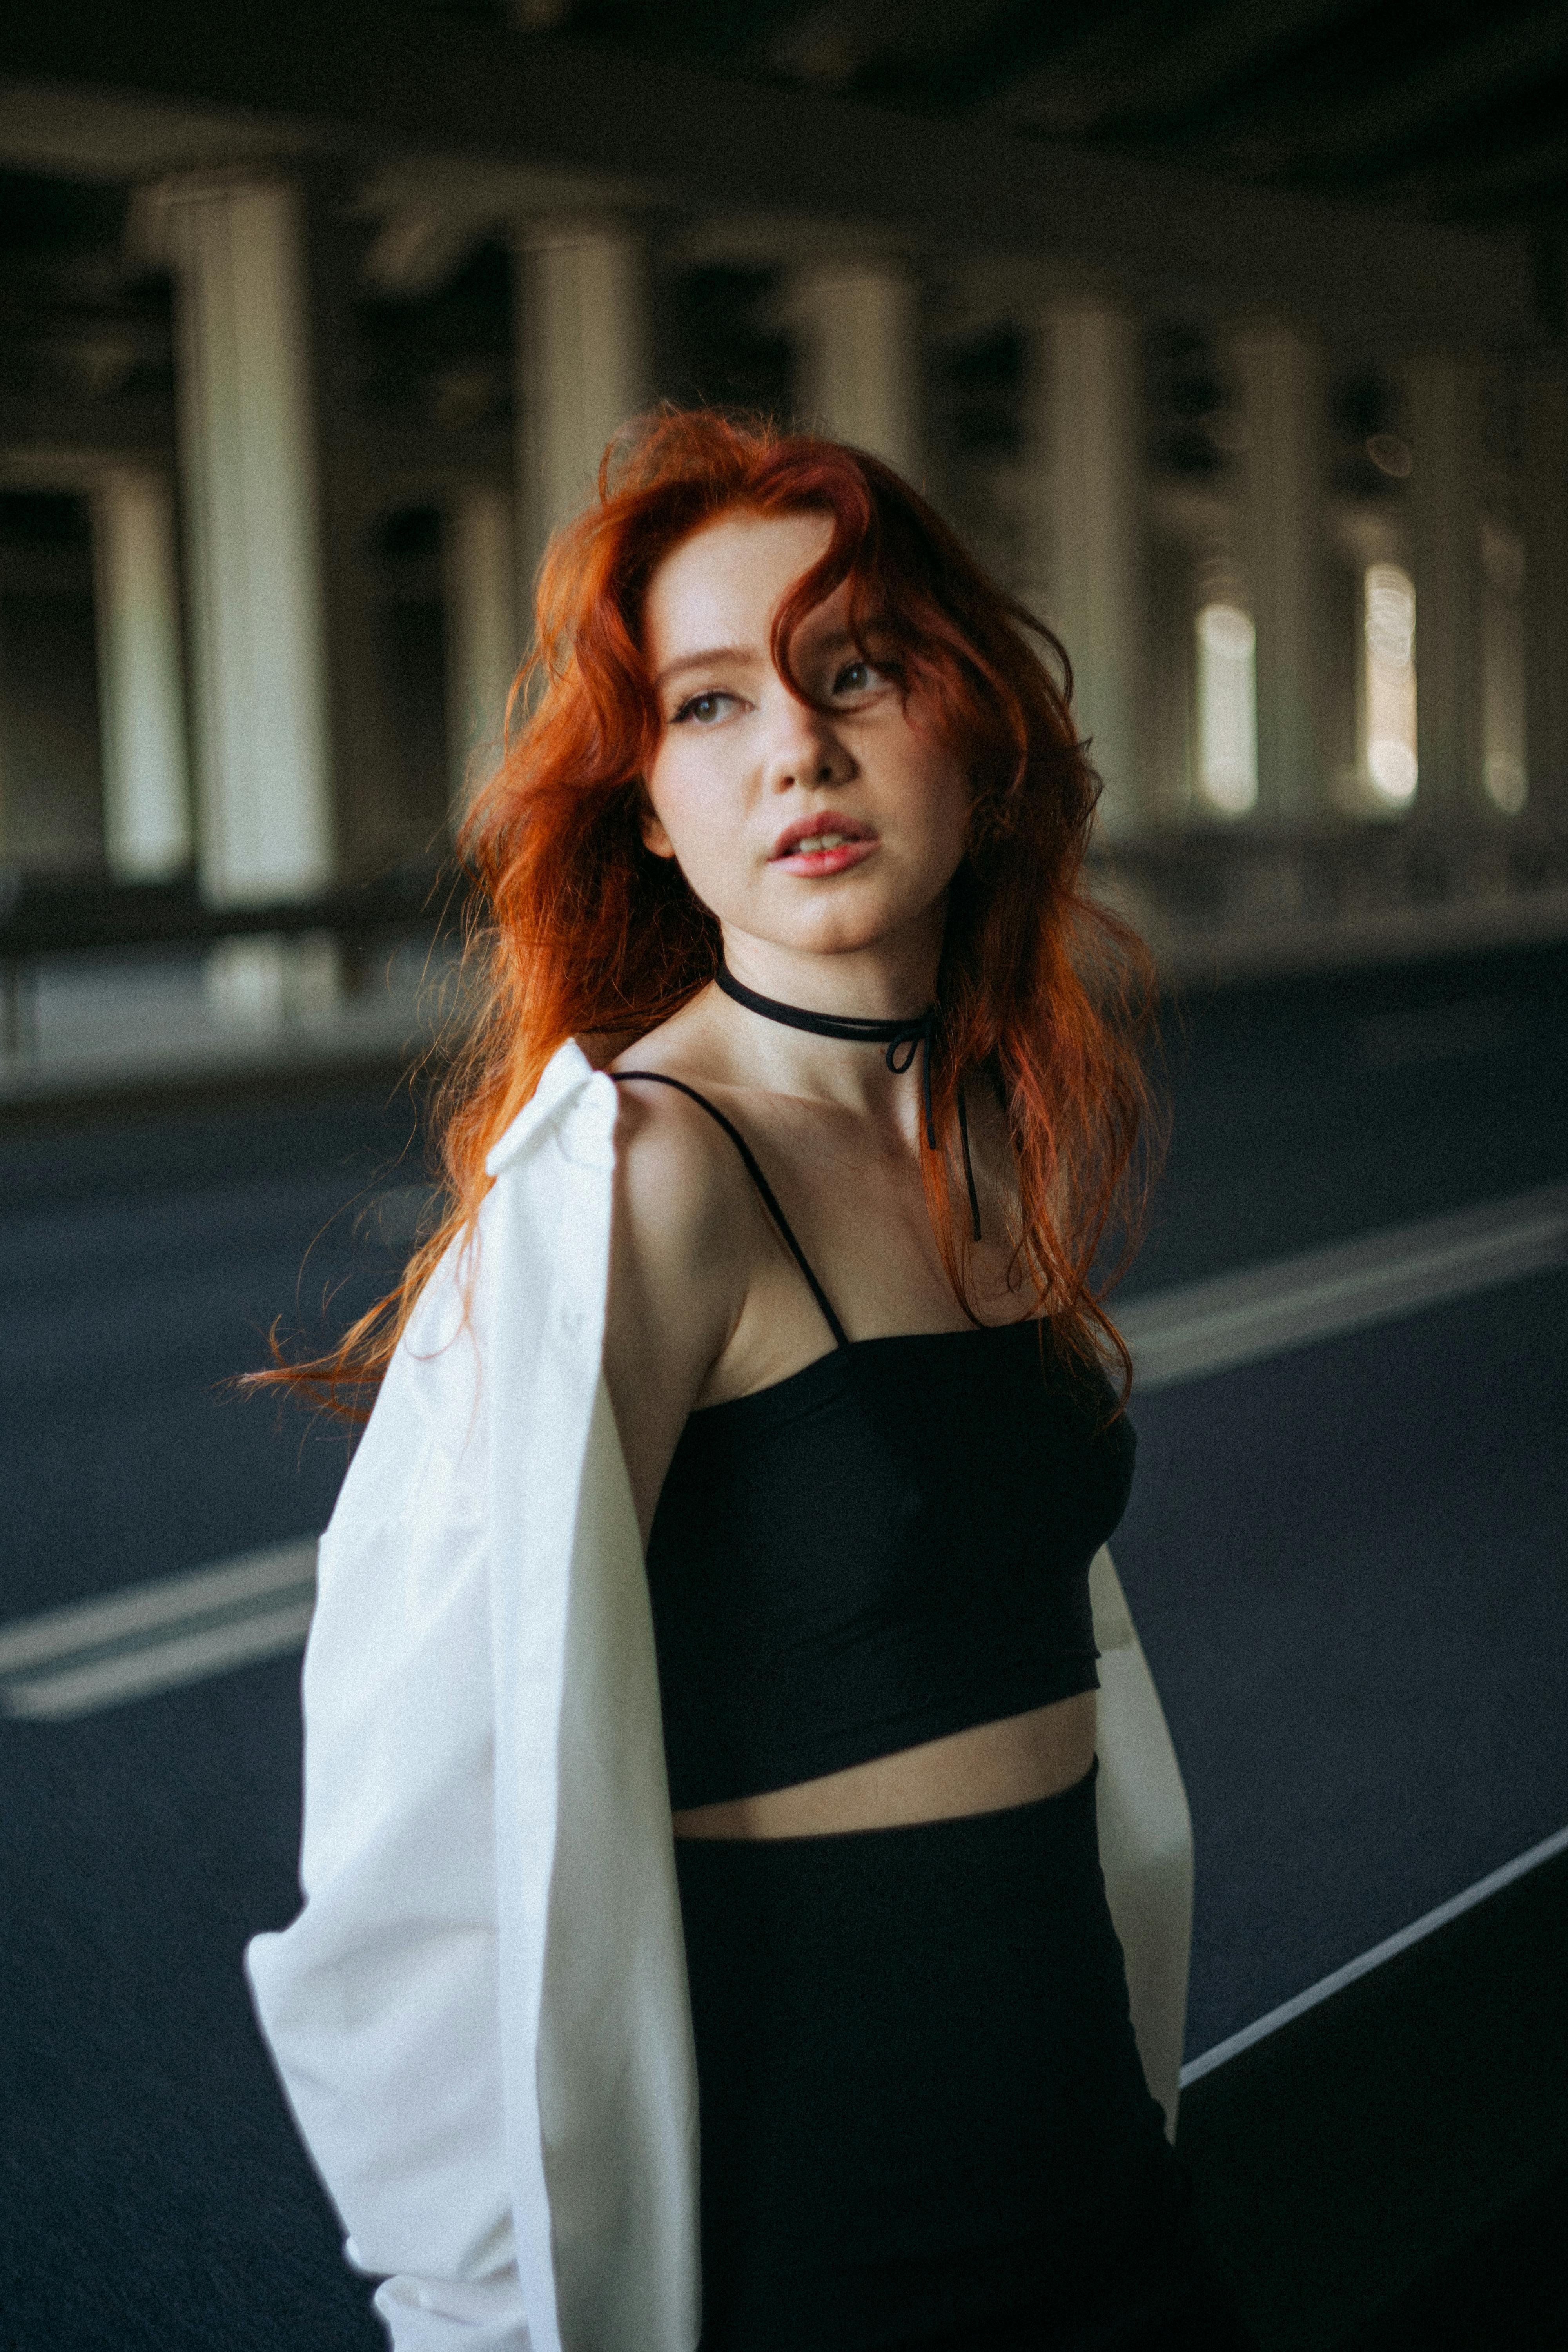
[610,1070,850,1350]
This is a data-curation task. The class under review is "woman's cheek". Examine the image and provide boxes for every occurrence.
[661,817,742,919]
[654,764,754,908]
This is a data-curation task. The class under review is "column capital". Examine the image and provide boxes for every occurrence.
[514,212,647,256]
[971,263,1142,323]
[0,448,176,499]
[127,167,306,269]
[1222,308,1329,351]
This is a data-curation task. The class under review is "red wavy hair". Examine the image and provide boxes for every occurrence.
[263,408,1158,1414]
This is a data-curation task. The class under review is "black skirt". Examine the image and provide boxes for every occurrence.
[674,1766,1252,2352]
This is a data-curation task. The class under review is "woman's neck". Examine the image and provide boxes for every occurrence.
[691,927,942,1138]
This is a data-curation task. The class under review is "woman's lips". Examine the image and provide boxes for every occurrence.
[774,837,878,877]
[770,815,878,876]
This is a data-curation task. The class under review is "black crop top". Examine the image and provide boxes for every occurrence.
[615,1072,1136,1812]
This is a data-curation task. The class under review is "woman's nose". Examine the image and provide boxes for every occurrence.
[761,697,851,794]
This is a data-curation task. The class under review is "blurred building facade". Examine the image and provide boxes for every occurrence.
[1,4,1566,981]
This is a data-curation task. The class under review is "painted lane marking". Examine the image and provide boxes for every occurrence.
[0,1182,1560,2100]
[6,1595,316,1720]
[0,1176,1561,1712]
[2,1183,1564,1721]
[0,1539,318,1674]
[1120,1183,1568,1392]
[0,1540,316,1721]
[1180,1819,1568,2087]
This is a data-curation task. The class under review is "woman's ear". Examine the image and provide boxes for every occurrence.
[640,800,677,860]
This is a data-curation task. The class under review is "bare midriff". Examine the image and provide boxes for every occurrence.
[670,1689,1097,1840]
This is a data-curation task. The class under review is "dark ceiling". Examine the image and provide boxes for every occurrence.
[477,0,1568,231]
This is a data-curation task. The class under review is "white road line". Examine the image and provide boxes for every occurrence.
[0,1539,317,1720]
[5,1595,316,1720]
[1121,1183,1568,1391]
[0,1539,318,1677]
[3,1163,1565,2065]
[3,1185,1565,1725]
[1180,1819,1568,2087]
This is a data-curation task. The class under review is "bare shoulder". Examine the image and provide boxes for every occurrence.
[601,1042,760,1534]
[606,1055,758,1279]
[605,985,779,1320]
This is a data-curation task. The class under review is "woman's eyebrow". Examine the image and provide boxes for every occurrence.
[653,644,760,690]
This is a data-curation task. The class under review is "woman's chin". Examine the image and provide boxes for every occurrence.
[720,891,947,966]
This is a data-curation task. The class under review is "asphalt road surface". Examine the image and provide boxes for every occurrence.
[2,938,1564,2350]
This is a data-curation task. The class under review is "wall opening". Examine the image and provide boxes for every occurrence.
[1194,601,1257,815]
[0,490,105,871]
[1481,522,1526,815]
[1362,562,1417,807]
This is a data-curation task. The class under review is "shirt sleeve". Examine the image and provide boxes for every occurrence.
[246,1338,534,2351]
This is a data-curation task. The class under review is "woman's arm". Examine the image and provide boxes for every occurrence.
[600,1079,755,1543]
[249,1067,712,2352]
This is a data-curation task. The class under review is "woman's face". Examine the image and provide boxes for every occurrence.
[641,510,970,967]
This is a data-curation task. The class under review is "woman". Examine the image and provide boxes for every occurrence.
[249,411,1246,2351]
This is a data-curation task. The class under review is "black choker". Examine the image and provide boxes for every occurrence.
[714,959,982,1240]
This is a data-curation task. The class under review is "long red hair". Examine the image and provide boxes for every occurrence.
[263,408,1158,1413]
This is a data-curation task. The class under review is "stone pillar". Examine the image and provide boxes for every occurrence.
[1522,371,1568,825]
[445,484,519,814]
[1404,352,1486,821]
[1230,321,1326,827]
[152,176,335,907]
[514,223,650,606]
[90,467,192,880]
[787,263,922,482]
[1027,297,1145,837]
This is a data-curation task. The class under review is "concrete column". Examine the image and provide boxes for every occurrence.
[445,485,519,813]
[1404,352,1486,822]
[1230,322,1326,827]
[152,176,335,906]
[788,263,922,481]
[1027,298,1145,837]
[90,467,192,880]
[514,223,649,603]
[1522,371,1568,825]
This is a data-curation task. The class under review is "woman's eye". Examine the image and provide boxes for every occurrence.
[832,658,882,698]
[670,689,742,726]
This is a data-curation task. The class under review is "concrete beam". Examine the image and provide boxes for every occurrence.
[0,2,1546,350]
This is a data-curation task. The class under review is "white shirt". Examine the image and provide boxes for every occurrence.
[247,1038,1193,2352]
